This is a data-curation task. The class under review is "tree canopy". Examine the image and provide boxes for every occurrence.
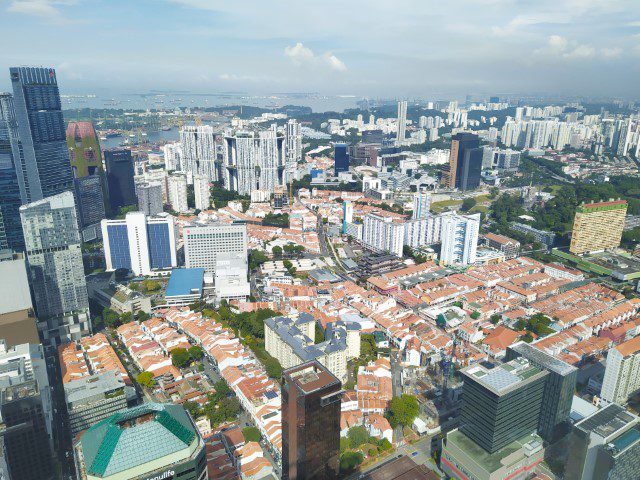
[386,394,419,428]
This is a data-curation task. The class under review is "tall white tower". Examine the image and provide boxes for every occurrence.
[396,100,407,144]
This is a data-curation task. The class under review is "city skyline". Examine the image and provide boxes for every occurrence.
[0,0,638,99]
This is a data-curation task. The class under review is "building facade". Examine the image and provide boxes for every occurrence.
[362,213,404,257]
[445,132,482,191]
[66,121,103,178]
[183,222,247,273]
[20,191,90,346]
[102,212,177,276]
[440,212,480,266]
[193,174,210,211]
[334,142,349,174]
[412,189,431,220]
[282,362,342,480]
[396,100,407,144]
[74,175,106,228]
[168,172,189,213]
[136,182,164,216]
[570,200,627,255]
[180,125,219,182]
[600,336,640,405]
[104,149,137,213]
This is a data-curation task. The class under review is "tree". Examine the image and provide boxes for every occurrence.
[183,400,202,419]
[386,394,419,428]
[102,308,120,328]
[340,437,351,453]
[314,324,325,344]
[136,371,156,388]
[212,380,232,401]
[347,426,370,448]
[460,197,477,212]
[171,348,192,368]
[378,438,393,452]
[242,426,261,442]
[490,314,501,325]
[120,312,133,325]
[137,310,150,322]
[188,345,204,361]
[340,451,364,473]
[249,250,269,270]
[272,245,283,258]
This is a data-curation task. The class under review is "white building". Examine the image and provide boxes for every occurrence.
[136,182,164,216]
[180,125,219,181]
[396,100,407,144]
[163,142,182,171]
[285,119,302,180]
[101,212,177,276]
[412,189,431,219]
[168,173,189,213]
[403,214,443,249]
[222,125,285,195]
[601,336,640,405]
[183,222,248,274]
[362,213,405,257]
[192,174,210,211]
[440,212,480,265]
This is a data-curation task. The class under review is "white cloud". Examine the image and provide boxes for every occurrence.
[539,35,618,60]
[284,42,347,72]
[548,35,569,53]
[564,44,596,58]
[601,47,623,58]
[7,0,79,24]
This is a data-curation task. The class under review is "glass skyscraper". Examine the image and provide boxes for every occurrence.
[334,142,349,174]
[0,93,26,251]
[104,148,137,213]
[9,67,74,203]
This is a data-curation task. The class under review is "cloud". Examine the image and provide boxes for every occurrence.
[284,42,347,72]
[548,35,569,53]
[7,0,79,24]
[538,35,619,59]
[601,47,623,58]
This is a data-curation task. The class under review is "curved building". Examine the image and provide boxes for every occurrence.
[74,403,207,480]
[66,121,104,177]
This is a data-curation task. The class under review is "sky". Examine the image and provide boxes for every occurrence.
[0,0,638,99]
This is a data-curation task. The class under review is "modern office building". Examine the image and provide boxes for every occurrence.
[0,251,39,346]
[0,92,25,250]
[412,189,431,220]
[565,404,640,480]
[282,361,342,480]
[459,357,548,453]
[265,314,359,383]
[222,126,285,195]
[506,341,578,440]
[334,142,349,174]
[445,132,482,191]
[9,66,74,203]
[136,182,164,216]
[102,212,177,276]
[362,213,405,257]
[66,121,103,177]
[569,200,627,255]
[396,100,407,144]
[20,191,90,346]
[105,148,136,213]
[180,124,219,182]
[183,222,247,274]
[193,173,210,211]
[74,175,106,227]
[600,335,640,405]
[64,370,128,437]
[440,212,480,266]
[168,172,189,213]
[74,403,207,480]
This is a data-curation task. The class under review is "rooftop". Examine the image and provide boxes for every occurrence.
[361,456,438,480]
[509,341,577,376]
[463,357,547,394]
[615,335,640,358]
[64,371,125,405]
[576,403,638,440]
[284,361,341,395]
[165,268,205,298]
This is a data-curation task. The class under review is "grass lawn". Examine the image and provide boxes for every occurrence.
[431,199,462,213]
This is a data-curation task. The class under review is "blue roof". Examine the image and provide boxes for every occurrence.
[165,268,205,297]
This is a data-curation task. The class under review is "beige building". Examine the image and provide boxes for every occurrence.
[264,314,360,382]
[570,200,627,254]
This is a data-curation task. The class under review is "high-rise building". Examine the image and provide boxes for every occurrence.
[9,67,74,203]
[180,125,219,182]
[334,142,349,174]
[136,182,164,216]
[282,361,342,480]
[168,172,189,213]
[459,357,548,453]
[445,132,482,191]
[183,222,247,274]
[193,174,210,211]
[600,336,640,405]
[20,191,90,346]
[285,119,302,180]
[0,92,25,250]
[104,149,137,213]
[396,100,407,144]
[343,201,353,234]
[506,341,577,440]
[66,121,103,178]
[73,403,207,480]
[74,175,106,227]
[362,213,405,257]
[223,126,285,195]
[440,212,480,265]
[101,212,177,276]
[163,142,182,171]
[0,340,54,480]
[0,251,39,346]
[569,200,627,255]
[565,404,640,480]
[412,189,431,220]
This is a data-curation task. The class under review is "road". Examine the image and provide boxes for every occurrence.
[389,350,405,443]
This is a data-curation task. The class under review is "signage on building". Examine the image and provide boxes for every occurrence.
[144,470,175,480]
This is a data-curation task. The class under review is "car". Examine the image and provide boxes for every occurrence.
[411,451,418,457]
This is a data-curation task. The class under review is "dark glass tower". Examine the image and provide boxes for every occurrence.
[104,148,136,213]
[334,143,349,174]
[459,357,548,453]
[446,132,482,191]
[0,93,25,250]
[74,175,105,227]
[282,361,342,480]
[506,341,578,441]
[9,67,74,203]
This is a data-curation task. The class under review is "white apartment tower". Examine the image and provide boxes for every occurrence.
[601,337,640,405]
[167,173,189,213]
[362,213,405,257]
[412,189,431,220]
[396,100,407,144]
[222,125,285,195]
[163,142,182,171]
[440,212,480,265]
[285,119,302,181]
[179,125,219,182]
[193,174,211,211]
